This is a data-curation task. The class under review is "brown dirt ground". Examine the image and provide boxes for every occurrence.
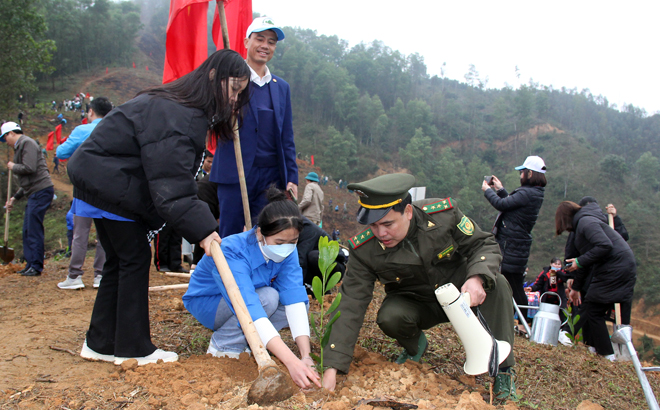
[1,257,659,410]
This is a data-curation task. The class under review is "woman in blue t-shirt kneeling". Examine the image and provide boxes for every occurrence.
[184,187,320,389]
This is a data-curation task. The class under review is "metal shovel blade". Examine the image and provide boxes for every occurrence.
[0,243,14,264]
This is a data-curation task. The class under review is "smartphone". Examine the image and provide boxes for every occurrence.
[565,260,573,268]
[484,175,494,185]
[288,188,297,204]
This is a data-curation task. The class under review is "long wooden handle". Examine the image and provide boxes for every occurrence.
[4,170,11,243]
[232,122,252,229]
[210,241,275,368]
[608,213,614,229]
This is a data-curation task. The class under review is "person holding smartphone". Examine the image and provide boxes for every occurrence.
[481,156,547,321]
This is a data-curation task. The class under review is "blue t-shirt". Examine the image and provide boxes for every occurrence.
[183,228,308,330]
[71,198,133,221]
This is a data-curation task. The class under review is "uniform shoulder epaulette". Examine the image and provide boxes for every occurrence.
[348,228,375,249]
[421,198,453,214]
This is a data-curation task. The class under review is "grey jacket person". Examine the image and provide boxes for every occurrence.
[299,181,324,223]
[12,135,53,200]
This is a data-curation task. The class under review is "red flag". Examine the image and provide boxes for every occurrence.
[162,0,210,84]
[146,66,149,71]
[55,124,62,144]
[46,132,54,150]
[86,93,89,98]
[105,67,108,74]
[132,62,136,68]
[206,138,216,155]
[82,118,88,125]
[311,155,314,165]
[212,0,252,58]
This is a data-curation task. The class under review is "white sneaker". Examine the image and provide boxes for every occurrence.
[93,276,102,288]
[206,344,251,359]
[558,330,573,346]
[58,276,85,290]
[588,346,597,354]
[114,349,178,366]
[80,340,115,363]
[603,354,616,362]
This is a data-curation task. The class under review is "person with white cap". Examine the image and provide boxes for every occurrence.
[1,121,54,276]
[482,155,547,322]
[210,16,298,238]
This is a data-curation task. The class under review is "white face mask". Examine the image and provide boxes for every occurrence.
[259,239,296,263]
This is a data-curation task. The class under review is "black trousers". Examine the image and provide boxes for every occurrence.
[501,269,531,322]
[86,219,156,357]
[376,274,515,369]
[575,299,631,355]
[153,224,183,271]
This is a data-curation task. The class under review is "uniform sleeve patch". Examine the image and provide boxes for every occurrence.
[457,215,474,236]
[349,228,375,249]
[422,198,453,214]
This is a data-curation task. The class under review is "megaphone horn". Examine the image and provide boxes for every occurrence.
[435,283,511,376]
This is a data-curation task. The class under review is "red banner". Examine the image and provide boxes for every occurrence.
[311,155,314,165]
[55,125,62,144]
[46,132,54,151]
[212,0,252,58]
[162,0,210,84]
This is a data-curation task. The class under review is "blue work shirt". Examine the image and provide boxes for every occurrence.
[56,119,102,159]
[71,198,133,221]
[183,228,308,330]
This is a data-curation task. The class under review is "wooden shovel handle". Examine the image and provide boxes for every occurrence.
[232,122,252,230]
[4,170,11,243]
[210,241,276,368]
[607,214,622,325]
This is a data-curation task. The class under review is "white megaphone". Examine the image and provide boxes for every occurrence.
[435,283,511,376]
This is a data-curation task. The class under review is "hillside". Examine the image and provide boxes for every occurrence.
[1,56,659,409]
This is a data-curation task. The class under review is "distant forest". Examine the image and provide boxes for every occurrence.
[4,0,660,304]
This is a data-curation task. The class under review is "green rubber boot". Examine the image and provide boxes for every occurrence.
[493,368,519,401]
[395,332,427,364]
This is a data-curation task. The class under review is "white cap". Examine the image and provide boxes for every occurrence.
[514,156,546,174]
[1,121,21,140]
[246,17,285,41]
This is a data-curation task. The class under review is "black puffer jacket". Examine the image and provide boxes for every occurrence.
[570,205,636,303]
[67,94,218,244]
[484,185,544,274]
[563,202,629,294]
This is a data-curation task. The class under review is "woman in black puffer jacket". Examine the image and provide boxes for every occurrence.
[555,201,636,359]
[482,156,546,316]
[68,49,251,365]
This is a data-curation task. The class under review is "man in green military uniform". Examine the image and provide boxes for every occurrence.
[322,173,517,400]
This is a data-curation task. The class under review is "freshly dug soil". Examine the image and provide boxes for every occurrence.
[0,259,658,409]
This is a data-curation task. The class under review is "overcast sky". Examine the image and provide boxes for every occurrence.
[252,0,659,115]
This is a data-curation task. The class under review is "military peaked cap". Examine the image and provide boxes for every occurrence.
[348,173,415,225]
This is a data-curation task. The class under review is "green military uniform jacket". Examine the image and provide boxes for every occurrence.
[324,198,502,373]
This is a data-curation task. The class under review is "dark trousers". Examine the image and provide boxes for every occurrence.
[501,269,530,322]
[575,299,631,355]
[376,274,515,369]
[86,218,156,357]
[153,224,182,271]
[22,186,54,272]
[216,166,281,238]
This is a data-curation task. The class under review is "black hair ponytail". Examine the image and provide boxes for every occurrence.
[257,185,303,237]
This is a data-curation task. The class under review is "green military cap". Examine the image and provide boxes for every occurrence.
[348,173,415,225]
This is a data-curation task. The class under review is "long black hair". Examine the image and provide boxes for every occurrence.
[258,186,303,237]
[137,49,250,143]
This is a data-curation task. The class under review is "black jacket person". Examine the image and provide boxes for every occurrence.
[322,174,516,400]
